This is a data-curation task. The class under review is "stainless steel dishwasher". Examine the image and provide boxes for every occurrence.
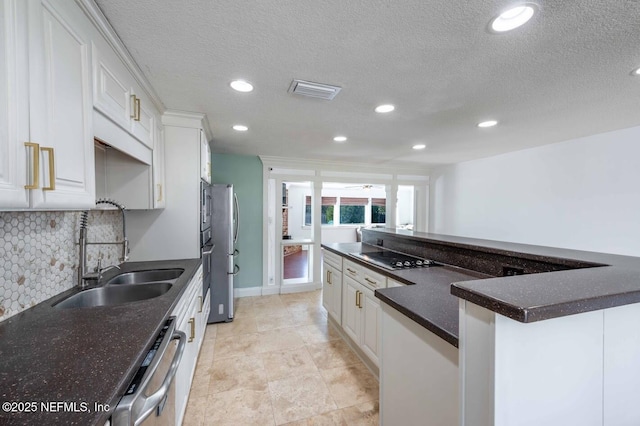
[112,317,186,426]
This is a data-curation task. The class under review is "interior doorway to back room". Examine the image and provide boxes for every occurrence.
[281,181,313,285]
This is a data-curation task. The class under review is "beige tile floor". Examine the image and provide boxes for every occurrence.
[182,290,379,425]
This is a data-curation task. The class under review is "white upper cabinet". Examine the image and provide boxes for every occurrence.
[200,130,211,183]
[130,87,154,149]
[0,0,95,209]
[153,120,166,209]
[29,0,95,209]
[0,0,30,208]
[92,33,156,152]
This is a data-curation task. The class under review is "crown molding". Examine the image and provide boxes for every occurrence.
[75,0,165,113]
[162,110,213,140]
[259,156,430,176]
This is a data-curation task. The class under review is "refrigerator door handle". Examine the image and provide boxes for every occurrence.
[228,264,240,276]
[233,192,239,243]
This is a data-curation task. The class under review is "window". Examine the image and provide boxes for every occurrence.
[305,196,337,225]
[339,197,367,224]
[371,198,386,224]
[305,196,311,226]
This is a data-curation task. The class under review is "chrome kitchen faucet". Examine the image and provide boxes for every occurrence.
[77,199,129,288]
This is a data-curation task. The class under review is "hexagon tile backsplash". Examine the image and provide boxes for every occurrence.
[0,210,122,321]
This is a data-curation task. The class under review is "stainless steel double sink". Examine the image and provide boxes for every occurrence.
[54,268,184,309]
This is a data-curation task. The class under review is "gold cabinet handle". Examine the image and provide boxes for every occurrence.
[347,268,356,274]
[130,94,137,119]
[135,97,141,121]
[328,270,332,285]
[198,296,203,313]
[24,142,40,189]
[358,291,363,309]
[157,183,163,202]
[364,277,377,286]
[355,290,360,308]
[188,317,195,342]
[41,147,55,191]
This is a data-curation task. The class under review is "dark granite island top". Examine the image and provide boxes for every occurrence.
[322,243,489,347]
[363,228,640,323]
[0,258,201,426]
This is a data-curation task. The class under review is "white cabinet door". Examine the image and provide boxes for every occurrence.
[200,130,211,183]
[342,275,360,345]
[175,289,199,426]
[329,265,342,324]
[152,122,166,208]
[92,43,131,130]
[323,262,342,324]
[28,0,95,209]
[0,0,29,208]
[130,89,154,149]
[361,286,381,366]
[322,261,332,313]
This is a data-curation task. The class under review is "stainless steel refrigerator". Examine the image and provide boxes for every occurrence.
[208,184,239,323]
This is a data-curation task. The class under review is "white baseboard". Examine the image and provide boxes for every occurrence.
[280,282,321,294]
[234,282,322,298]
[233,287,263,298]
[260,286,281,296]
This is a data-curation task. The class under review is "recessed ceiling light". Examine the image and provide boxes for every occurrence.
[477,120,498,128]
[333,136,347,142]
[232,125,248,131]
[230,80,254,92]
[490,4,535,33]
[632,67,640,76]
[412,144,426,150]
[375,104,395,113]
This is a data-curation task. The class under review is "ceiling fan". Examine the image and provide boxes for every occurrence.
[345,184,376,191]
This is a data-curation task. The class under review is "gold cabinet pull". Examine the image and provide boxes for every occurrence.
[130,94,137,119]
[157,183,163,202]
[134,97,141,121]
[24,142,40,189]
[355,290,361,308]
[41,147,55,191]
[328,270,332,285]
[364,277,377,286]
[198,296,203,313]
[188,317,195,342]
[347,268,356,274]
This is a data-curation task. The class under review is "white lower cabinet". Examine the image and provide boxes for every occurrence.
[172,265,207,426]
[361,286,381,364]
[341,273,382,367]
[342,275,361,345]
[322,261,342,324]
[324,251,384,368]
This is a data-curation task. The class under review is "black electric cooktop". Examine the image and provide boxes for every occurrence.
[349,250,442,271]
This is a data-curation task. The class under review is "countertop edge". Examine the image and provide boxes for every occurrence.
[375,289,458,347]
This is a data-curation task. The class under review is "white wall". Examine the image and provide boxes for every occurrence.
[397,185,415,227]
[429,125,640,257]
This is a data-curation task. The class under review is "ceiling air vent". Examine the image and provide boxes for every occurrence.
[288,79,341,100]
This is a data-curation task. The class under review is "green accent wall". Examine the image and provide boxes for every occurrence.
[211,154,263,289]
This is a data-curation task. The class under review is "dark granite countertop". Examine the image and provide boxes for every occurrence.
[365,229,640,323]
[0,258,201,426]
[322,243,489,347]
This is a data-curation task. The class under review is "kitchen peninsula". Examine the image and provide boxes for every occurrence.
[323,228,640,426]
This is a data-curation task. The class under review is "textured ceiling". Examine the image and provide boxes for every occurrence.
[95,0,640,168]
